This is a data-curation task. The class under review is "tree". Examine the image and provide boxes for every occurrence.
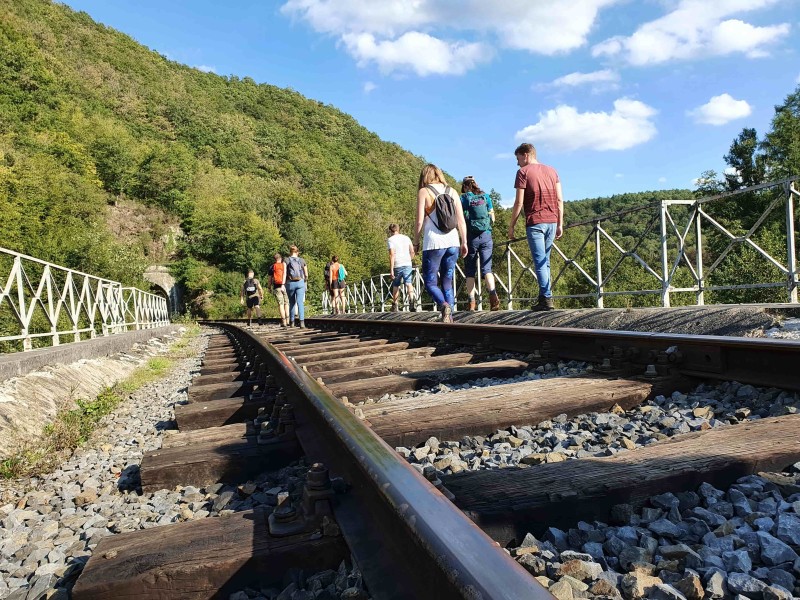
[761,85,800,180]
[723,128,766,190]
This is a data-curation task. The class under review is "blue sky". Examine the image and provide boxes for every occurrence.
[62,0,799,205]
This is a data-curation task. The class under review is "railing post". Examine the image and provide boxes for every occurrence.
[695,205,705,306]
[594,223,604,308]
[659,201,671,307]
[506,245,513,310]
[15,257,33,351]
[788,183,798,303]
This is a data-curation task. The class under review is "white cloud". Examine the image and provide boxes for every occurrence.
[194,65,216,73]
[592,0,790,65]
[615,173,624,178]
[282,0,619,75]
[688,93,752,125]
[796,73,800,84]
[515,98,657,152]
[363,81,377,94]
[542,69,620,93]
[494,152,514,160]
[658,176,667,183]
[342,32,491,76]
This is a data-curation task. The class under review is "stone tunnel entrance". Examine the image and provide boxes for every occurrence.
[143,265,184,315]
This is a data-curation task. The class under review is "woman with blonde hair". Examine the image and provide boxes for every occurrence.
[413,164,468,322]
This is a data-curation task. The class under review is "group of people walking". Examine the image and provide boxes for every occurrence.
[240,245,308,328]
[242,142,563,325]
[410,142,563,321]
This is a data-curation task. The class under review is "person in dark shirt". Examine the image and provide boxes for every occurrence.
[240,269,264,325]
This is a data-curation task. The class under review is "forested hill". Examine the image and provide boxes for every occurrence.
[0,0,430,316]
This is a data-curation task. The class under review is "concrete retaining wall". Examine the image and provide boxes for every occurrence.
[0,326,182,382]
[0,325,185,459]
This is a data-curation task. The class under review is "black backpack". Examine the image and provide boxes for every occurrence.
[426,185,458,234]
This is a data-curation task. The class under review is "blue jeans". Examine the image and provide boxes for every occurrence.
[464,231,493,277]
[287,280,306,321]
[422,247,458,307]
[526,223,557,298]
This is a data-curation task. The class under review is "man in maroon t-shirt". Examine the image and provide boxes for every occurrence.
[507,143,563,311]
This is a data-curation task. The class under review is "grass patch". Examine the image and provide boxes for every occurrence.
[0,328,199,480]
[0,387,124,479]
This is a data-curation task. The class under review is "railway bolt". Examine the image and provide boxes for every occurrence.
[625,347,640,360]
[277,405,296,437]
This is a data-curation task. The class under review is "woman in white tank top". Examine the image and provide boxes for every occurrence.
[413,164,468,322]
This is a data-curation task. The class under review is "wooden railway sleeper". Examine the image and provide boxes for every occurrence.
[268,463,337,537]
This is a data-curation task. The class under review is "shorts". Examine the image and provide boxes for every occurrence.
[392,266,413,287]
[272,286,289,306]
[331,280,345,290]
[246,295,260,308]
[464,231,493,277]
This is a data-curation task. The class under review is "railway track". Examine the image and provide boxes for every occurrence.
[71,316,800,599]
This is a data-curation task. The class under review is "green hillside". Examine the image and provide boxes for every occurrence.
[0,0,430,316]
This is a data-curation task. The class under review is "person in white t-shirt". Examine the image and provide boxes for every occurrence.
[386,223,416,311]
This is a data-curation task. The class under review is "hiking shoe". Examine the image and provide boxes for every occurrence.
[489,293,501,311]
[299,320,306,329]
[468,298,477,311]
[532,296,554,311]
[441,303,453,323]
[391,301,399,312]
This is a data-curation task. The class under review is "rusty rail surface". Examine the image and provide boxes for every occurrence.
[212,322,553,600]
[303,316,800,391]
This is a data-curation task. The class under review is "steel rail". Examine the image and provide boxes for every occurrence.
[213,322,553,600]
[304,316,800,391]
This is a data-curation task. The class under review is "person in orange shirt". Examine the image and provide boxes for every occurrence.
[268,253,289,328]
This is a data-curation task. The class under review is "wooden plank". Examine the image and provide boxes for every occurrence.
[192,371,250,386]
[302,347,437,374]
[199,357,244,369]
[199,362,244,376]
[282,338,390,359]
[364,376,652,447]
[291,341,410,364]
[140,437,300,491]
[72,508,348,600]
[272,334,361,348]
[187,380,264,403]
[175,396,272,431]
[161,423,252,449]
[444,414,800,546]
[327,359,531,402]
[316,352,478,384]
[204,348,237,357]
[265,331,337,344]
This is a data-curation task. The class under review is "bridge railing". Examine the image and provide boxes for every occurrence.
[0,247,170,352]
[327,177,799,313]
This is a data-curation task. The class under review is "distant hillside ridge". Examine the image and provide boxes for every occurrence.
[0,0,433,317]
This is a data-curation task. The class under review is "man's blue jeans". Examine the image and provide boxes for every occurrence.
[526,223,557,299]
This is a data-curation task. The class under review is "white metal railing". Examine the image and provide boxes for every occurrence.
[0,247,170,352]
[330,177,799,313]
